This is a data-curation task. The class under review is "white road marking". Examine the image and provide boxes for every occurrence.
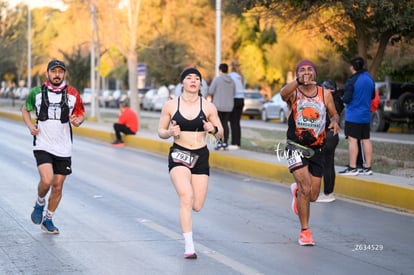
[138,219,263,275]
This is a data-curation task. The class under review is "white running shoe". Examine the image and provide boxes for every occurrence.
[227,145,240,150]
[339,166,359,176]
[316,193,335,203]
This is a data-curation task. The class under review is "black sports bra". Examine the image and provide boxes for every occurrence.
[171,96,206,132]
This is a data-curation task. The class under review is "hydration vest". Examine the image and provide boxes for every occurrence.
[37,84,70,123]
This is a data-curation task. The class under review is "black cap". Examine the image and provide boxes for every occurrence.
[47,60,66,71]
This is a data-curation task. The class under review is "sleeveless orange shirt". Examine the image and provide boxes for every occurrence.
[287,86,326,147]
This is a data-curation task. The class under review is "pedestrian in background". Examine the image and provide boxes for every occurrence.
[340,56,375,176]
[316,80,344,203]
[280,60,340,246]
[158,67,223,259]
[355,89,379,175]
[228,60,245,150]
[208,63,235,150]
[22,59,85,234]
[110,99,138,147]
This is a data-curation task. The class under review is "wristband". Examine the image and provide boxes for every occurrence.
[209,126,218,135]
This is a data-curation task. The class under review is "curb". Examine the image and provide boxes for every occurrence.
[2,110,413,213]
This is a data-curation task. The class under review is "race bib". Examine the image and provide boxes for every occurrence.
[171,149,199,168]
[287,154,303,170]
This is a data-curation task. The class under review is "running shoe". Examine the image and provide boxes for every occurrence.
[41,218,60,234]
[227,145,240,150]
[362,167,373,175]
[339,166,359,176]
[110,140,125,147]
[316,193,335,203]
[31,202,44,225]
[290,183,298,215]
[298,229,315,246]
[215,144,225,151]
[184,253,197,259]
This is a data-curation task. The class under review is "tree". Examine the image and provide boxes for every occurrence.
[139,36,190,86]
[227,0,414,78]
[103,0,142,115]
[0,2,26,84]
[61,46,91,91]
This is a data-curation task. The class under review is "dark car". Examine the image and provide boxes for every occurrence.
[371,81,414,132]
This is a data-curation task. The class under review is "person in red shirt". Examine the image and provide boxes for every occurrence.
[111,100,138,146]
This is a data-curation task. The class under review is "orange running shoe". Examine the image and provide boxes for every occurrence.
[290,183,298,215]
[110,140,125,147]
[298,229,315,246]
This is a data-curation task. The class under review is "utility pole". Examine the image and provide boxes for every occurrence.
[90,4,96,119]
[215,0,221,77]
[27,4,31,90]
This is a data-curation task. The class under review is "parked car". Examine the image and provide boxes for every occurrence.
[110,90,122,108]
[261,93,288,123]
[99,90,113,107]
[370,81,414,132]
[82,88,92,105]
[152,86,171,111]
[142,89,157,110]
[242,91,265,119]
[138,88,150,107]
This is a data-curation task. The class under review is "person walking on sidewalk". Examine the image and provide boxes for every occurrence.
[208,63,235,150]
[340,56,375,176]
[22,59,85,234]
[158,67,223,259]
[280,60,340,246]
[228,60,245,150]
[110,99,138,147]
[316,80,344,203]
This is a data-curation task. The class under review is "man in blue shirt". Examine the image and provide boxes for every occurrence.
[340,56,375,175]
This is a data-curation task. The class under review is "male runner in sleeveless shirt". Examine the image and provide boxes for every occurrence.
[280,60,340,246]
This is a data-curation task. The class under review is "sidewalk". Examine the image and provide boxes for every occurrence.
[1,107,413,213]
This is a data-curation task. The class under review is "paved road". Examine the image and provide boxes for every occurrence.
[1,118,413,275]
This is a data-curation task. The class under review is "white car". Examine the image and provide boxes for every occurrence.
[261,93,288,123]
[142,89,157,110]
[152,86,171,111]
[82,88,92,105]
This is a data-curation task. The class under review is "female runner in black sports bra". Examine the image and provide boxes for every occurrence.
[158,67,223,259]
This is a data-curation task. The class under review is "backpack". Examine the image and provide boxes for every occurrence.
[38,84,69,123]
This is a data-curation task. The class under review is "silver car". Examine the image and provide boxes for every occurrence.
[261,93,288,123]
[242,91,265,119]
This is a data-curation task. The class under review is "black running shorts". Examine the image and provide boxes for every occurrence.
[168,143,209,175]
[344,121,370,139]
[33,150,72,175]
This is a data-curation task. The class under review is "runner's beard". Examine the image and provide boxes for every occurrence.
[50,77,63,86]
